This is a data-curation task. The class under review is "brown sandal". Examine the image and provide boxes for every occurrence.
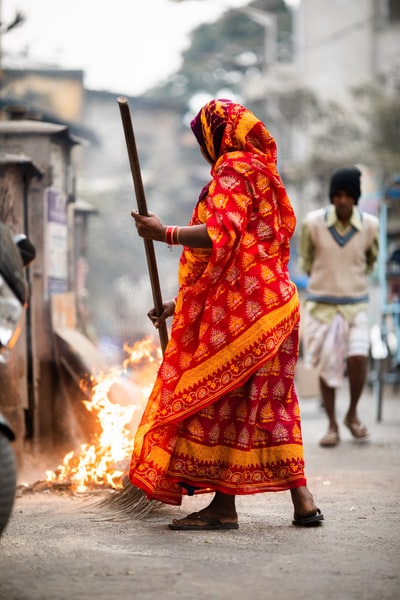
[344,419,369,441]
[168,513,239,531]
[319,430,340,447]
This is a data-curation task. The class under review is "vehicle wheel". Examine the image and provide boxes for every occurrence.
[0,433,17,536]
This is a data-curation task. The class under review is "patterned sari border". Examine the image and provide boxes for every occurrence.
[172,441,304,467]
[161,293,299,426]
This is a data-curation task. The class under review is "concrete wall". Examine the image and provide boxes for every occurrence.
[295,0,400,105]
[0,123,80,457]
[2,69,85,123]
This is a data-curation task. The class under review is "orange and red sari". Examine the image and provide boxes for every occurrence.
[130,100,306,505]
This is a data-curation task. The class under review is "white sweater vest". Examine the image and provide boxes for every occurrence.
[306,208,378,303]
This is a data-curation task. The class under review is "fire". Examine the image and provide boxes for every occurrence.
[46,337,162,493]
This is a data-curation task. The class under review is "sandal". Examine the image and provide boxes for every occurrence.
[344,418,369,441]
[168,512,239,531]
[293,508,324,527]
[319,430,340,447]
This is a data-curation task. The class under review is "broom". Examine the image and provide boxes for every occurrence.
[99,97,168,518]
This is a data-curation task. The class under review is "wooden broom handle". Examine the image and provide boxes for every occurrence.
[117,97,169,354]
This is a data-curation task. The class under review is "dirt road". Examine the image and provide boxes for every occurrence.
[1,387,399,600]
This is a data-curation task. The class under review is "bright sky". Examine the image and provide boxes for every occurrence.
[1,0,260,96]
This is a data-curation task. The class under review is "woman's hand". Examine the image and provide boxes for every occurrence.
[147,300,176,329]
[131,211,212,249]
[131,211,166,242]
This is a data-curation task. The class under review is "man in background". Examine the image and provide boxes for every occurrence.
[300,167,379,447]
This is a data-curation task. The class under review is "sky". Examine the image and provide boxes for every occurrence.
[1,0,262,96]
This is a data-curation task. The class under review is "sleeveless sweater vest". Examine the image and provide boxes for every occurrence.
[306,208,378,304]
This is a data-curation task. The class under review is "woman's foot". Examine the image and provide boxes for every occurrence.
[168,492,238,530]
[290,486,324,526]
[168,511,239,530]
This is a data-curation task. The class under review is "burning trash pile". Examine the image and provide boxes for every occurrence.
[21,338,161,496]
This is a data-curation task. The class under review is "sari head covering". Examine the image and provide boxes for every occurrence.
[130,99,304,505]
[190,98,278,166]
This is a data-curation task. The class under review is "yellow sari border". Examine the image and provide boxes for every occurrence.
[175,291,299,397]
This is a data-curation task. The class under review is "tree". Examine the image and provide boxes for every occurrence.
[0,8,25,73]
[148,1,291,103]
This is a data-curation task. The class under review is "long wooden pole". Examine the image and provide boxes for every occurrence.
[117,97,169,354]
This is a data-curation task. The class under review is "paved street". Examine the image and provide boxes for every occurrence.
[0,383,399,600]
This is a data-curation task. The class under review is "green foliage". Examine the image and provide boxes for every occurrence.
[149,1,292,101]
[163,1,400,187]
[151,14,264,99]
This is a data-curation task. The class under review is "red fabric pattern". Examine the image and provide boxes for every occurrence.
[131,326,305,504]
[129,101,305,504]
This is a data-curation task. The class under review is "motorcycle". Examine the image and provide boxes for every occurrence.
[0,221,35,537]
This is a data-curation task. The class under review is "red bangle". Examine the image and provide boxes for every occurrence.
[165,226,173,245]
[165,226,179,246]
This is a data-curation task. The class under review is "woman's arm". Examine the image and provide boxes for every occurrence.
[174,225,212,248]
[131,211,212,249]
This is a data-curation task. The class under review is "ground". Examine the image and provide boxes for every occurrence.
[0,386,399,600]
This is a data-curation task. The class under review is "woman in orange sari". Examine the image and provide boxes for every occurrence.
[130,99,323,530]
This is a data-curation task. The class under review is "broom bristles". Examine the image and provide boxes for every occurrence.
[97,475,161,519]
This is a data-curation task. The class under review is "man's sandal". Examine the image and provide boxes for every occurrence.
[344,419,370,441]
[319,430,340,447]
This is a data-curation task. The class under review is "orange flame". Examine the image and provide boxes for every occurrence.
[46,337,161,492]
